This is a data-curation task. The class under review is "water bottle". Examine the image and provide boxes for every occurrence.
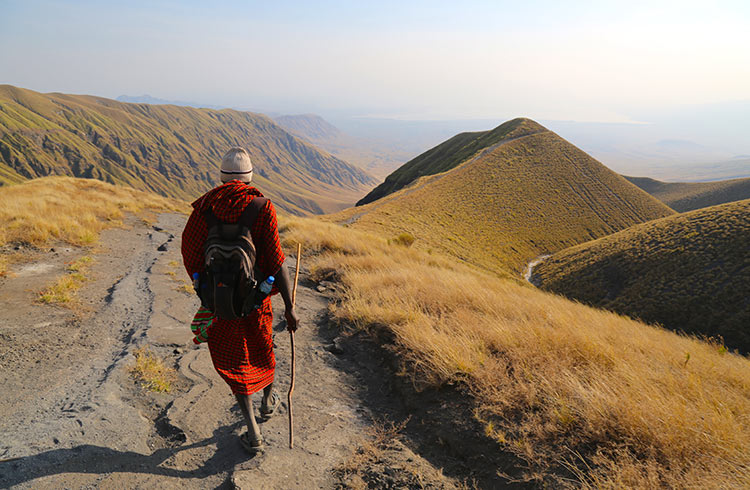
[192,272,200,292]
[254,276,275,309]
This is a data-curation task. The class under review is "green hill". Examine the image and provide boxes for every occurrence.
[624,175,750,212]
[534,199,750,353]
[356,118,547,205]
[331,121,674,276]
[0,85,376,215]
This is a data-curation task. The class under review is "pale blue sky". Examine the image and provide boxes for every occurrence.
[1,0,749,122]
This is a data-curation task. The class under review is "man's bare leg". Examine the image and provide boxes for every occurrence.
[234,394,262,442]
[260,382,274,412]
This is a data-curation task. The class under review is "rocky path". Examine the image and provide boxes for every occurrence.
[0,214,461,489]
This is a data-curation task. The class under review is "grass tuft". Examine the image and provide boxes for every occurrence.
[128,346,176,393]
[174,281,194,295]
[38,255,94,305]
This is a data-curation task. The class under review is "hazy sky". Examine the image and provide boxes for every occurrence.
[1,0,749,122]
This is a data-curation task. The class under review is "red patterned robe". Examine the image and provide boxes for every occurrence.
[181,181,285,395]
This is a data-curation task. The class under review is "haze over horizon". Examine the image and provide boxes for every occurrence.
[2,0,750,178]
[2,1,749,123]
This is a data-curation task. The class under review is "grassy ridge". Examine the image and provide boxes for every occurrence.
[535,199,750,353]
[625,174,750,212]
[282,217,750,488]
[333,129,673,276]
[357,118,546,205]
[0,85,376,215]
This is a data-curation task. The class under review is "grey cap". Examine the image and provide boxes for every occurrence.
[220,147,253,183]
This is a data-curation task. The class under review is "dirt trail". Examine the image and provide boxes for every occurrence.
[0,214,465,489]
[523,255,551,285]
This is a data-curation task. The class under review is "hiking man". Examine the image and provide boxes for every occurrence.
[181,147,299,453]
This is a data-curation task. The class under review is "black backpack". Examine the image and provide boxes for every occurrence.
[197,197,268,320]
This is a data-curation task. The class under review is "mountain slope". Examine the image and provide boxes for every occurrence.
[0,85,376,215]
[274,113,410,178]
[274,114,342,141]
[356,118,547,205]
[332,121,674,276]
[534,199,750,352]
[624,175,750,212]
[285,216,750,488]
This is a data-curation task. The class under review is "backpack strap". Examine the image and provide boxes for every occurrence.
[203,208,220,229]
[238,197,268,229]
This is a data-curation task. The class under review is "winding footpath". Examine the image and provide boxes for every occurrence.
[523,254,551,286]
[0,213,463,489]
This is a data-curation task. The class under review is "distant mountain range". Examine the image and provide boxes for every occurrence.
[273,114,410,178]
[534,199,750,353]
[624,175,750,212]
[116,94,225,109]
[0,85,376,215]
[331,118,673,276]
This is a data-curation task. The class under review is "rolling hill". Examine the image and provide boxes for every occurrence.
[332,119,674,277]
[357,118,547,205]
[624,174,750,212]
[0,85,376,215]
[273,113,409,178]
[534,199,750,353]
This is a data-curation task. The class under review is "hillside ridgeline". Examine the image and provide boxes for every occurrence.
[625,174,750,212]
[333,120,674,276]
[357,118,547,205]
[534,199,750,353]
[0,85,376,215]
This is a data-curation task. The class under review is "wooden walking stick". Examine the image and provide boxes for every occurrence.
[288,243,301,448]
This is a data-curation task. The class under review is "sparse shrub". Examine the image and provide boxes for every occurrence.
[391,232,415,247]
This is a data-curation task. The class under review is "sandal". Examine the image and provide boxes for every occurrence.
[239,432,264,454]
[259,393,282,419]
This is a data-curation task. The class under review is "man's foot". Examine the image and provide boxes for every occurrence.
[260,393,282,419]
[239,432,264,454]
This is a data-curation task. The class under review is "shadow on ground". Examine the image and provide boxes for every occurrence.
[0,422,250,488]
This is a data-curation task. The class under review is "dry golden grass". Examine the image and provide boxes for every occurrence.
[174,281,194,295]
[282,217,750,488]
[535,199,750,353]
[128,346,176,393]
[0,176,186,251]
[37,255,93,305]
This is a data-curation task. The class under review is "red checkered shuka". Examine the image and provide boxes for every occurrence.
[181,181,286,395]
